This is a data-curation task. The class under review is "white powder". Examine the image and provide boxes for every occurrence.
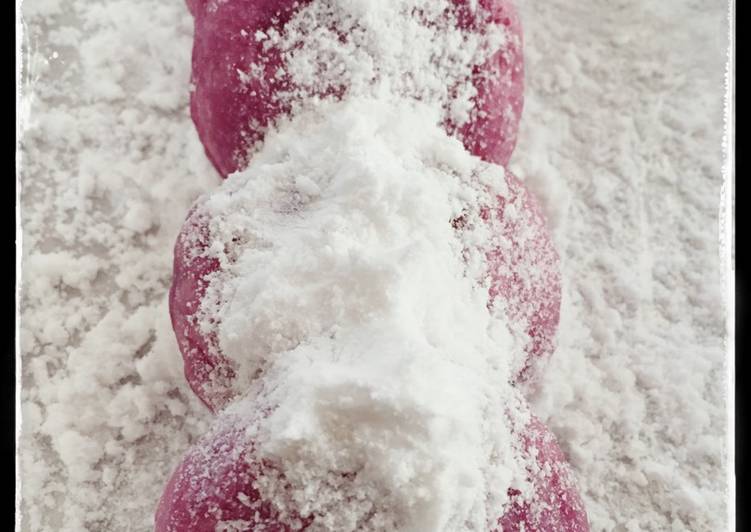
[18,0,730,531]
[186,97,531,530]
[195,97,518,395]
[227,344,532,531]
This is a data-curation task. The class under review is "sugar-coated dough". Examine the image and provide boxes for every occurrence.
[169,205,237,412]
[494,416,589,531]
[155,411,588,531]
[165,41,571,526]
[170,170,559,412]
[188,0,524,177]
[154,417,307,531]
[481,172,561,387]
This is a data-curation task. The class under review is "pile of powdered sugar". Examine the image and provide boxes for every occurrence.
[188,96,531,530]
[196,97,519,396]
[18,1,730,531]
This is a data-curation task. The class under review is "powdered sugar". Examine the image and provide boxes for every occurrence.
[179,97,534,529]
[195,98,509,393]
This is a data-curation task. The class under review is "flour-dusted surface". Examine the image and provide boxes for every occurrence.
[512,1,730,530]
[18,1,729,532]
[18,3,217,530]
